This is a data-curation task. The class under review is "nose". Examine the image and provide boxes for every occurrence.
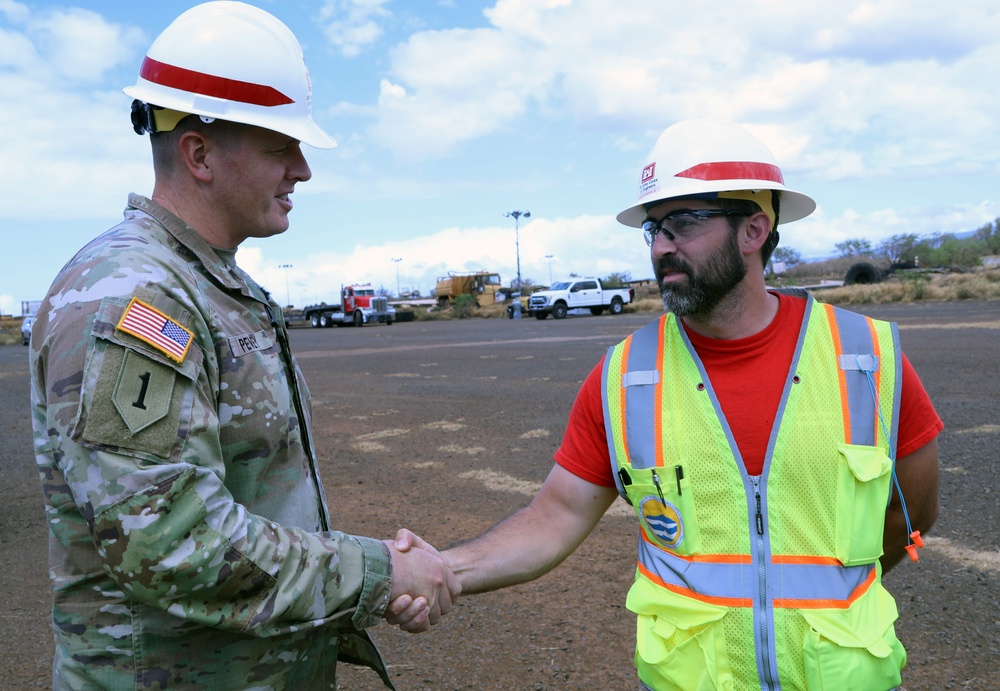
[649,228,677,256]
[288,143,312,182]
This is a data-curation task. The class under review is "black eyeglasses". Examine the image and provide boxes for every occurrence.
[642,209,749,246]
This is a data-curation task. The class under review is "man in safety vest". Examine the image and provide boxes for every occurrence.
[30,3,457,689]
[389,118,941,690]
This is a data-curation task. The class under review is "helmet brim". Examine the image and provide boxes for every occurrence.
[616,184,816,228]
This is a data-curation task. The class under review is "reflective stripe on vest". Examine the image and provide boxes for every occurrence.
[637,532,877,608]
[825,303,902,452]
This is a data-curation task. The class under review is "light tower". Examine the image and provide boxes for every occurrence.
[278,264,293,307]
[503,210,531,291]
[392,257,402,297]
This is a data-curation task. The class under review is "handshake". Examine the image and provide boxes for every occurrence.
[381,529,459,633]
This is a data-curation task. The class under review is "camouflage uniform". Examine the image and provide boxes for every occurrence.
[30,194,395,690]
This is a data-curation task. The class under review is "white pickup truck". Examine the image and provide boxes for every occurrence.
[527,278,634,320]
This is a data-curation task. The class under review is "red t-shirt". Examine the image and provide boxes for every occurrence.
[555,293,943,486]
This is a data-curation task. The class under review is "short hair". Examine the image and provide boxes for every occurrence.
[715,191,782,267]
[149,116,244,176]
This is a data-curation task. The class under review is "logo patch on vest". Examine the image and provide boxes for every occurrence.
[640,496,684,548]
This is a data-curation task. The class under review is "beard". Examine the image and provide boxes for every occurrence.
[655,231,748,317]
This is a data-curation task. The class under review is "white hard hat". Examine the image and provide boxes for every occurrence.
[124,1,336,149]
[616,118,814,228]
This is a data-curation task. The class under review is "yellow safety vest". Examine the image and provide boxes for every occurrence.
[602,295,906,690]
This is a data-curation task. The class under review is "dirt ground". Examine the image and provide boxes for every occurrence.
[1,301,998,689]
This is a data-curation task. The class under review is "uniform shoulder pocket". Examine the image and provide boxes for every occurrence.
[73,296,202,460]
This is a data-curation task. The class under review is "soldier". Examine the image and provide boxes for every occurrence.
[389,119,942,690]
[29,3,456,688]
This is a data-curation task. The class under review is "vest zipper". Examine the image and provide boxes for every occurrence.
[752,474,777,689]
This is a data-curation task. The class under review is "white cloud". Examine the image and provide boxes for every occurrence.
[319,0,393,57]
[366,0,1000,184]
[0,5,150,221]
[0,0,29,24]
[241,213,654,306]
[4,1,1000,308]
[28,7,145,83]
[783,200,1000,260]
[371,26,549,158]
[0,293,18,317]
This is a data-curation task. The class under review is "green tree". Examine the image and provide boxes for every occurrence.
[877,234,919,265]
[601,271,632,288]
[451,294,478,318]
[973,218,1000,255]
[772,246,803,267]
[515,277,537,294]
[835,238,873,258]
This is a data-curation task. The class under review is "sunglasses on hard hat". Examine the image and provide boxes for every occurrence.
[642,209,749,247]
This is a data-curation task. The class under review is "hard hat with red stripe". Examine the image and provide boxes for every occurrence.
[124,1,336,149]
[616,118,815,228]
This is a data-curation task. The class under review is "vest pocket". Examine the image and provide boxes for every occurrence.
[626,471,702,557]
[800,599,905,690]
[629,582,730,690]
[835,444,892,566]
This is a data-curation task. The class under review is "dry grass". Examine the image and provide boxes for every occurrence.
[811,267,1000,305]
[0,316,28,346]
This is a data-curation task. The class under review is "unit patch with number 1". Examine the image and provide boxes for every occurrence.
[76,295,197,459]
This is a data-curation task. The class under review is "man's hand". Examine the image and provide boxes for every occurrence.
[386,466,618,632]
[382,532,460,633]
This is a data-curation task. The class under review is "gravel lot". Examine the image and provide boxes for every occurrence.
[1,301,997,689]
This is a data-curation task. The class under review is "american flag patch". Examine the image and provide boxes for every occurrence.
[116,297,193,363]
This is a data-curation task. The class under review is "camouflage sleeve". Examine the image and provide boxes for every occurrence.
[35,282,391,636]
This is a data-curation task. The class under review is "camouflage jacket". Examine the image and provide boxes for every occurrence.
[30,194,395,690]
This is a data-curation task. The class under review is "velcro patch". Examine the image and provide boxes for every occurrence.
[622,370,660,387]
[113,349,176,433]
[839,353,880,373]
[116,297,193,363]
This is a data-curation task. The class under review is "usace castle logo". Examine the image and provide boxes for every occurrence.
[639,162,658,198]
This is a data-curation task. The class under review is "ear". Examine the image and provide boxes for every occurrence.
[177,131,213,183]
[741,211,773,257]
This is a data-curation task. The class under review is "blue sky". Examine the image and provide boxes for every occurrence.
[3,0,1000,313]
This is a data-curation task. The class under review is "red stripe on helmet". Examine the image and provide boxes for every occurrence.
[139,57,293,107]
[675,161,784,185]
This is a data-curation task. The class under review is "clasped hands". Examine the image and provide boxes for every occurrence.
[382,529,458,633]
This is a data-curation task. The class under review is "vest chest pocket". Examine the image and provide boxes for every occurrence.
[626,468,702,557]
[835,444,893,566]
